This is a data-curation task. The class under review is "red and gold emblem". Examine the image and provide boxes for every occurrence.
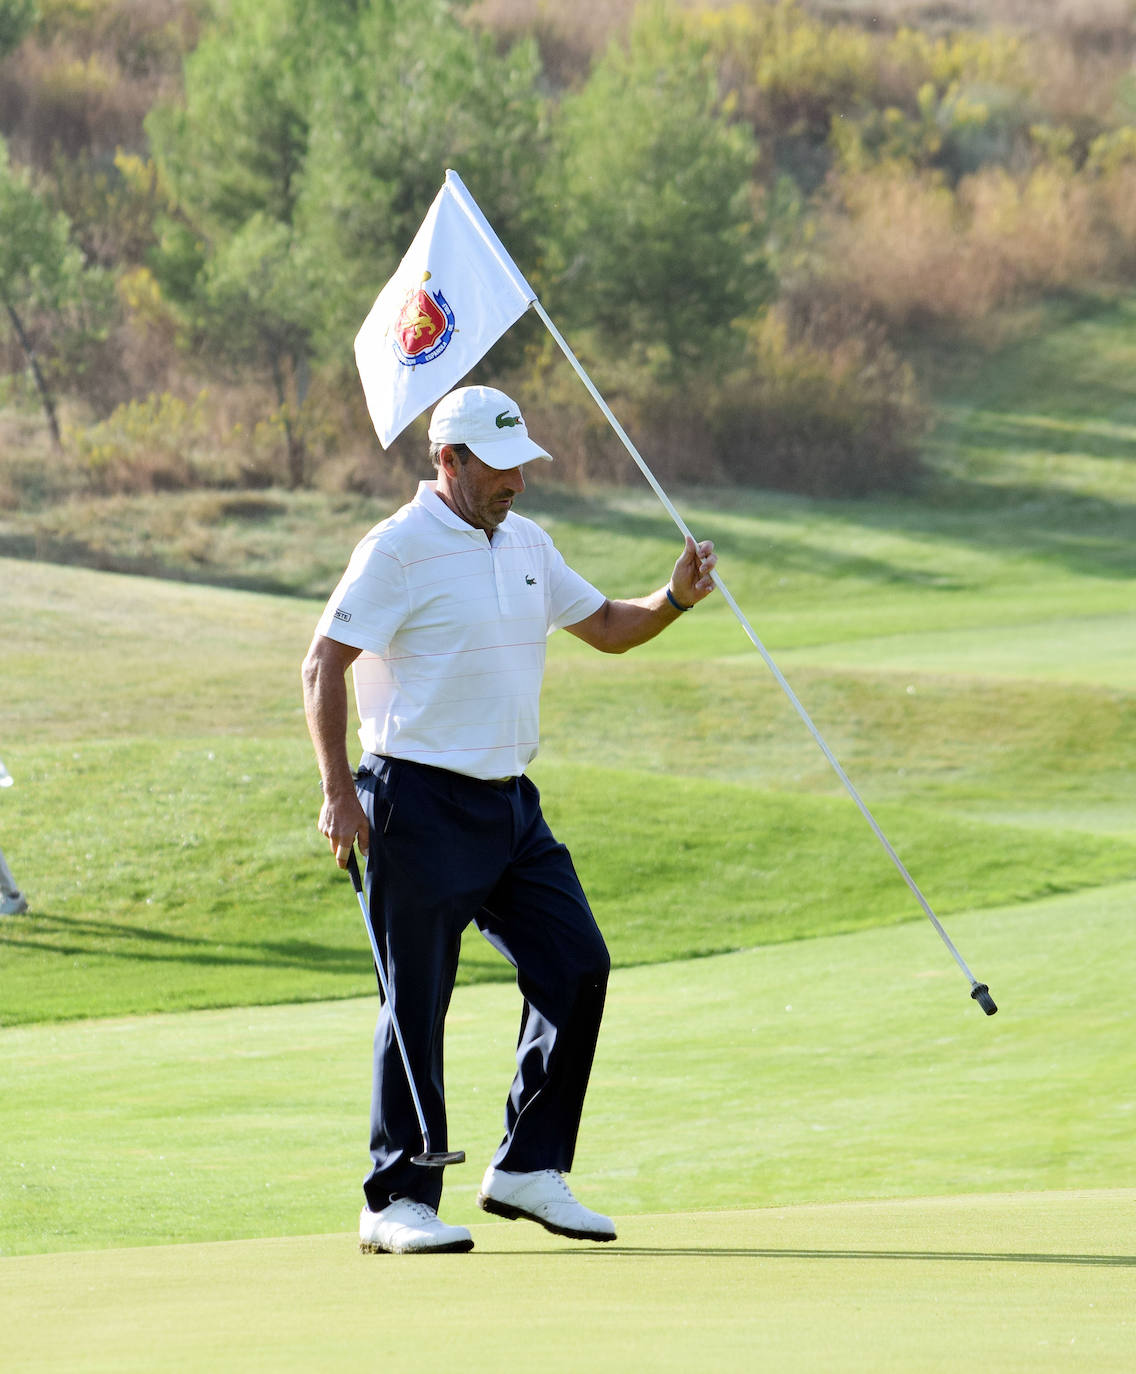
[389,272,456,367]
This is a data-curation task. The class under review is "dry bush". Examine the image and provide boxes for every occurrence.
[467,0,637,87]
[0,405,85,509]
[506,361,656,486]
[496,294,928,498]
[109,265,184,397]
[2,41,157,164]
[962,163,1106,292]
[1025,33,1135,128]
[816,156,1113,329]
[62,379,340,497]
[817,167,981,324]
[0,0,196,167]
[1095,162,1136,270]
[708,299,928,495]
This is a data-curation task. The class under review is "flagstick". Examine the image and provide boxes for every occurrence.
[531,298,988,996]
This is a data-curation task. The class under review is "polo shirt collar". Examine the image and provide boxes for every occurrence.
[414,480,511,540]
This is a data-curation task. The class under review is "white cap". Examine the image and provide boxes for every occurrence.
[428,386,552,471]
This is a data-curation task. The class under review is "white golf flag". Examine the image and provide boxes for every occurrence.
[354,169,536,448]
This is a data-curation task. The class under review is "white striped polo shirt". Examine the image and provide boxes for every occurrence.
[315,481,605,779]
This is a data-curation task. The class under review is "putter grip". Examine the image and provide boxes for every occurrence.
[346,848,364,895]
[970,984,998,1016]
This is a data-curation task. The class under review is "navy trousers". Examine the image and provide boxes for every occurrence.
[355,754,611,1212]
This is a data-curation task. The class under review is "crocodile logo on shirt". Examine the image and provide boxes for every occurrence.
[525,575,536,586]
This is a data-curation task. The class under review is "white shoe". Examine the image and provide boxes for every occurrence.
[358,1199,473,1254]
[477,1167,616,1242]
[0,891,27,916]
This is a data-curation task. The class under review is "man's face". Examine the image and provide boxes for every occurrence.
[437,448,526,534]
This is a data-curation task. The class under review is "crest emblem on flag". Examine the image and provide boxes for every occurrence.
[389,274,456,368]
[355,170,535,447]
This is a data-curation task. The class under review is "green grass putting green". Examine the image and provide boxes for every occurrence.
[4,882,1134,1257]
[3,1194,1132,1372]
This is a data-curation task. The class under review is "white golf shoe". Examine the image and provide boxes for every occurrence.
[358,1199,474,1254]
[477,1167,616,1242]
[0,891,28,916]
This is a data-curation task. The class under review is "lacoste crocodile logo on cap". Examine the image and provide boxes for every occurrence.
[495,410,523,429]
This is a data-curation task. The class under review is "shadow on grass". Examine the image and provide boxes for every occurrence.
[939,412,1136,464]
[0,531,315,599]
[540,1246,1136,1268]
[0,911,363,975]
[533,476,1136,586]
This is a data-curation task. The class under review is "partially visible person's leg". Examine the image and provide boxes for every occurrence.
[0,848,27,915]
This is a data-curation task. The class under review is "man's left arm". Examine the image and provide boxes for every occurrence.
[564,536,716,655]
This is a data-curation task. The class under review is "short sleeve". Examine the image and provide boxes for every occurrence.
[543,540,606,632]
[314,531,411,655]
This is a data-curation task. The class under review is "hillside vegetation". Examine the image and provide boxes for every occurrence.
[3,0,1136,523]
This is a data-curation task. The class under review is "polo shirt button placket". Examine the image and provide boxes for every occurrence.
[491,539,511,616]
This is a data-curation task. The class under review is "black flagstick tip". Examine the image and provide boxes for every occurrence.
[970,983,998,1016]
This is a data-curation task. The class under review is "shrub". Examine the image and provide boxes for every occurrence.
[543,2,768,383]
[68,390,202,492]
[708,300,928,497]
[814,155,1111,330]
[698,1,881,137]
[0,0,194,170]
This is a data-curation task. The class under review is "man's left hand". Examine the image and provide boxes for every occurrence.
[670,536,717,608]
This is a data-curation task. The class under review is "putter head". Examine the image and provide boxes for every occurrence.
[412,1150,467,1168]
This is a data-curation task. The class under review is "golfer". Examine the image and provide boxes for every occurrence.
[302,385,716,1254]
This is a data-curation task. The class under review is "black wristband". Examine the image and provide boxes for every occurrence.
[665,586,691,612]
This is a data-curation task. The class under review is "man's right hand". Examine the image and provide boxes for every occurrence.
[318,790,370,869]
[301,633,368,869]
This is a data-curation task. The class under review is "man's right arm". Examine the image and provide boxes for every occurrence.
[301,633,369,868]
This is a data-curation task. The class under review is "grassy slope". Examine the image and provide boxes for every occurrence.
[1,544,1133,1023]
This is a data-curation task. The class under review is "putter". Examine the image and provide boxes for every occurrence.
[346,849,465,1169]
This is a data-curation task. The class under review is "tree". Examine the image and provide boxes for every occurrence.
[295,0,548,355]
[0,136,110,448]
[0,0,36,59]
[146,0,548,481]
[542,5,770,382]
[196,215,321,487]
[146,0,352,481]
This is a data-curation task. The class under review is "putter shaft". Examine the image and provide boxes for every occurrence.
[346,849,465,1167]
